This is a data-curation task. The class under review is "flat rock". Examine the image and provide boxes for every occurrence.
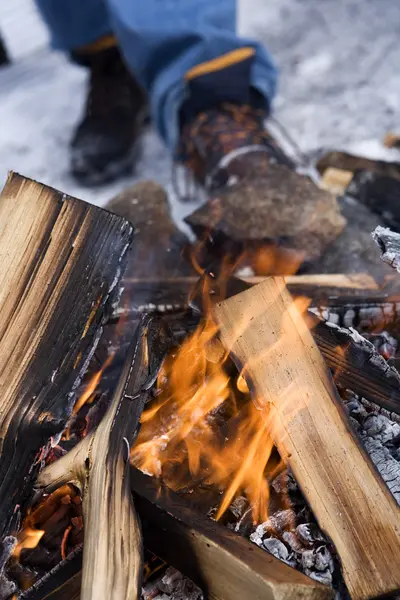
[185,163,346,266]
[305,196,393,279]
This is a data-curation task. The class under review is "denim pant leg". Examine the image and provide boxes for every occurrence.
[107,0,278,150]
[34,0,111,51]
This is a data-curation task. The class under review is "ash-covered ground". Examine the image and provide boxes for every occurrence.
[1,0,400,223]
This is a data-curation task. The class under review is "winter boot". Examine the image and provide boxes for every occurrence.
[71,46,148,186]
[178,102,295,192]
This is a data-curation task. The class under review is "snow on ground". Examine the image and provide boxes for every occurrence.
[1,0,400,220]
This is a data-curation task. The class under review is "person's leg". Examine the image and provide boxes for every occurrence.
[34,0,111,52]
[107,0,278,152]
[34,0,148,186]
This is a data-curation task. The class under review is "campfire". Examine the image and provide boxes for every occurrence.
[0,173,399,600]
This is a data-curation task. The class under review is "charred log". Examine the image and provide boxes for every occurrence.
[0,173,133,542]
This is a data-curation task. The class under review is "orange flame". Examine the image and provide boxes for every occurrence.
[132,315,277,523]
[73,353,114,414]
[13,527,44,560]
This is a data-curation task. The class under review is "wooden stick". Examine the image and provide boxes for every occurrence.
[214,278,400,600]
[116,273,381,316]
[28,468,332,600]
[37,317,169,600]
[124,273,379,289]
[0,173,133,540]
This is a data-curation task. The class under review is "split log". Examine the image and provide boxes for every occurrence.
[133,469,332,600]
[214,278,400,600]
[26,468,332,600]
[0,173,133,540]
[196,273,400,416]
[37,316,171,600]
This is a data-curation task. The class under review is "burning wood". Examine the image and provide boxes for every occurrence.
[0,173,133,545]
[37,316,171,600]
[214,278,400,600]
[2,174,400,600]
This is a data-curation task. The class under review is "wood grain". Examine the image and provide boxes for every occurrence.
[38,317,171,600]
[0,173,133,539]
[28,468,332,600]
[214,278,400,600]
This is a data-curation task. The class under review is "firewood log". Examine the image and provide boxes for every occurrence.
[37,316,171,600]
[0,173,133,541]
[26,468,332,600]
[214,278,400,600]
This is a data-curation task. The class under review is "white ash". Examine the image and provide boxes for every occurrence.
[250,504,336,587]
[228,495,248,520]
[310,304,400,332]
[344,391,400,503]
[142,568,202,600]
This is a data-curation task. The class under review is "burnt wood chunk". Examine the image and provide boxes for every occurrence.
[312,319,400,416]
[0,173,133,540]
[346,171,400,231]
[185,162,346,267]
[214,278,400,600]
[373,226,400,272]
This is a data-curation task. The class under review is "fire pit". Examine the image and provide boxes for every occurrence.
[0,175,399,600]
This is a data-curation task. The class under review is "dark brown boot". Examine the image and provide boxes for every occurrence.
[71,46,148,186]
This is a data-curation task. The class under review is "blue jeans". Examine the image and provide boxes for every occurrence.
[34,0,278,150]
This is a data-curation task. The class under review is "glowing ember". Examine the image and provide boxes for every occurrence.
[13,527,44,560]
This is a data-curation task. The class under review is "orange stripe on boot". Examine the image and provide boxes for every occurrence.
[76,34,117,55]
[185,47,256,81]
